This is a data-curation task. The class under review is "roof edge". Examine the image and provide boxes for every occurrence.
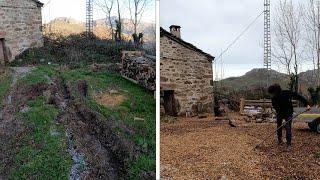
[160,27,215,61]
[32,0,44,7]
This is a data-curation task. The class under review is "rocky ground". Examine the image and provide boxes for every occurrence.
[161,117,320,179]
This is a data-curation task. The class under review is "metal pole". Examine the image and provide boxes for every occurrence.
[264,0,271,87]
[86,0,93,35]
[317,0,320,87]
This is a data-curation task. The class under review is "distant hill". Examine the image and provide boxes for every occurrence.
[43,17,156,42]
[220,68,288,91]
[219,68,319,98]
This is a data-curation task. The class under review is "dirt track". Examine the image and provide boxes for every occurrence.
[161,117,320,179]
[0,67,139,179]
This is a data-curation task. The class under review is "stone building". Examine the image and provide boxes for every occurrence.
[160,25,215,117]
[0,0,43,64]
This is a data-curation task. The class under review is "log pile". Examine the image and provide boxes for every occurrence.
[121,51,156,91]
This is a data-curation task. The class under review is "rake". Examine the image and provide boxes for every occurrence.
[253,109,311,149]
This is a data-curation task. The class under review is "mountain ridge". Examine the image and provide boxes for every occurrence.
[219,68,318,97]
[43,17,156,42]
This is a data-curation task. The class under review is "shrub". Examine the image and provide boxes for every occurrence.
[12,33,142,67]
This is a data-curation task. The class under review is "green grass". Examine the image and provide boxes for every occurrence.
[8,66,155,179]
[315,152,320,159]
[0,68,12,105]
[18,66,59,86]
[10,97,71,180]
[8,68,72,180]
[61,69,156,179]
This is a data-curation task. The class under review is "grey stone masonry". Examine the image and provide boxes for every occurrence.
[0,0,43,63]
[160,27,215,117]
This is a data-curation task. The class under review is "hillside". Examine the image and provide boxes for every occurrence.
[220,69,288,91]
[43,17,155,42]
[219,68,318,97]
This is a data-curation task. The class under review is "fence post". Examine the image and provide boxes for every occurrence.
[240,98,245,114]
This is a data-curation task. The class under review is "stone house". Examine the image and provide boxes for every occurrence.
[0,0,43,64]
[160,25,215,117]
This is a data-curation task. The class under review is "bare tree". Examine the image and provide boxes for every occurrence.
[95,0,115,40]
[304,0,320,86]
[273,1,303,76]
[272,27,293,75]
[115,0,122,41]
[128,0,150,35]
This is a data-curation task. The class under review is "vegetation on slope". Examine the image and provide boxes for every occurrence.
[61,68,156,179]
[0,68,12,106]
[6,68,72,179]
[10,34,142,67]
[219,68,318,99]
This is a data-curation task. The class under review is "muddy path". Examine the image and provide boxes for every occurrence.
[50,76,137,179]
[0,67,33,131]
[0,67,34,139]
[161,118,320,179]
[0,67,138,179]
[0,67,34,179]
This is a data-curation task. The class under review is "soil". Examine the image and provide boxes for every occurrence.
[0,67,34,179]
[0,68,141,179]
[50,77,138,179]
[95,93,126,107]
[161,117,320,179]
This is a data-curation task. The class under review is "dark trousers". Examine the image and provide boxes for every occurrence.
[276,115,292,145]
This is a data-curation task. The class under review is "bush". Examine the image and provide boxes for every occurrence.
[11,33,142,67]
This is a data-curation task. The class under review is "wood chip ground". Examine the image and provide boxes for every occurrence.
[161,117,320,179]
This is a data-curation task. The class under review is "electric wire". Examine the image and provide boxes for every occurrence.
[215,10,264,61]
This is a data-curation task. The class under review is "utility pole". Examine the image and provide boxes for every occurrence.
[264,0,271,87]
[86,0,94,35]
[317,0,320,87]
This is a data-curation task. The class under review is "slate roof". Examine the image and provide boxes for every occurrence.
[31,0,44,7]
[160,27,215,61]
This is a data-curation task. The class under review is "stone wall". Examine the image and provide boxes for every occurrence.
[0,0,43,63]
[160,35,214,116]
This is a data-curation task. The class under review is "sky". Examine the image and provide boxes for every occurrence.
[41,0,156,24]
[160,0,313,79]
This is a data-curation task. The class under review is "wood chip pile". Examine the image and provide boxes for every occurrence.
[121,52,156,91]
[161,117,320,179]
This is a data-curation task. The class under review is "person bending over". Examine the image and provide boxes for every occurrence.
[268,84,311,149]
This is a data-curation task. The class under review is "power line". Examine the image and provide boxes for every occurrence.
[43,0,53,7]
[215,10,264,61]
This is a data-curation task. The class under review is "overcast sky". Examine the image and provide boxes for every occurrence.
[41,0,155,24]
[161,0,313,79]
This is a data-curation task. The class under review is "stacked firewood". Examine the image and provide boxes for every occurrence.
[121,51,156,91]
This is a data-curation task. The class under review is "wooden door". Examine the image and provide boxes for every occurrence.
[163,90,178,116]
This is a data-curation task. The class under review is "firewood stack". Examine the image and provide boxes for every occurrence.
[121,51,156,91]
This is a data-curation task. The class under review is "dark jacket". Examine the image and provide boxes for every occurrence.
[271,90,308,119]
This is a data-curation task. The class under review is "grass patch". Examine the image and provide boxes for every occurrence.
[11,66,155,179]
[0,68,12,105]
[1,66,72,179]
[10,97,71,180]
[129,155,156,178]
[61,68,155,179]
[315,152,320,159]
[18,66,57,86]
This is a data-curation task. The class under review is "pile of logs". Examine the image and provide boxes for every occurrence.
[121,51,156,91]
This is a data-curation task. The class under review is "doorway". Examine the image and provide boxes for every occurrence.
[0,39,7,64]
[163,90,178,116]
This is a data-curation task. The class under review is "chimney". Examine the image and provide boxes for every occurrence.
[169,25,181,38]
